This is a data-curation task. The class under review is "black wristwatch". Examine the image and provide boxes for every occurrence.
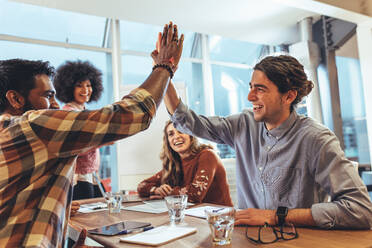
[276,206,288,226]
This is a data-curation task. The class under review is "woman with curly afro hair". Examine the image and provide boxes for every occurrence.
[53,60,104,200]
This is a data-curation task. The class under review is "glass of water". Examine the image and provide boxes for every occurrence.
[105,192,122,214]
[205,207,235,245]
[164,195,188,224]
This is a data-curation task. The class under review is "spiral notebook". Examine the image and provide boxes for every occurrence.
[120,225,197,246]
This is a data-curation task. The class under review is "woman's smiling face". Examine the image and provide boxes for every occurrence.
[73,79,92,104]
[166,123,192,158]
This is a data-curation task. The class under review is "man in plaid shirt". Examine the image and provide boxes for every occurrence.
[0,22,183,247]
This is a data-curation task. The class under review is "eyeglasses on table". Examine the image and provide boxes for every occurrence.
[245,222,298,244]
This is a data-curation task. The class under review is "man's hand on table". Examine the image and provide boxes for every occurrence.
[235,208,276,226]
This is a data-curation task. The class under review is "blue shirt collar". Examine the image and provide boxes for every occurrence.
[264,111,297,140]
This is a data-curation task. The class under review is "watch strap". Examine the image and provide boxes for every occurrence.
[276,206,288,226]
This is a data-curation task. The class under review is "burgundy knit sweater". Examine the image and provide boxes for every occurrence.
[137,149,233,206]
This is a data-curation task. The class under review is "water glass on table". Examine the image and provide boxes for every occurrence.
[105,192,122,214]
[164,195,188,224]
[205,207,235,245]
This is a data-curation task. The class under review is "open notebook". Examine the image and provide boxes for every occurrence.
[120,225,197,246]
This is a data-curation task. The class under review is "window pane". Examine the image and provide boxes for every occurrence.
[175,62,204,114]
[211,65,252,158]
[209,35,264,64]
[121,55,152,85]
[0,40,117,187]
[0,0,106,46]
[212,65,252,116]
[121,55,204,113]
[336,56,370,164]
[120,20,201,58]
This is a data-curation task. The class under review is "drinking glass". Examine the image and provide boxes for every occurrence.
[164,195,188,224]
[105,192,122,214]
[205,207,235,245]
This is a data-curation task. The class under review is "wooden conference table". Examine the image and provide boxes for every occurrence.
[69,198,372,248]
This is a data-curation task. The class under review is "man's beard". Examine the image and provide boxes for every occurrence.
[23,99,36,112]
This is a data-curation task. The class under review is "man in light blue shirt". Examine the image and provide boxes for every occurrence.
[164,55,372,229]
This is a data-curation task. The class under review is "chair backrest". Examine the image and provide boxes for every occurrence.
[222,158,238,206]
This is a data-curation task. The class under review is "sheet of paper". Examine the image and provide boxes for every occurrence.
[122,200,195,214]
[143,199,194,208]
[120,225,197,246]
[143,199,167,209]
[78,202,126,213]
[78,202,108,213]
[184,205,224,219]
[122,203,168,214]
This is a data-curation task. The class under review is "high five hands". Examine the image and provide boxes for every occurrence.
[151,21,184,73]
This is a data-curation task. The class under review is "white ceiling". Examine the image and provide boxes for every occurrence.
[11,0,372,46]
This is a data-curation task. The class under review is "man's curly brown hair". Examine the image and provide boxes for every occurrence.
[53,60,103,103]
[253,55,314,111]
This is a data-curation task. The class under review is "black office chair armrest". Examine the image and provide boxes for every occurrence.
[366,184,372,192]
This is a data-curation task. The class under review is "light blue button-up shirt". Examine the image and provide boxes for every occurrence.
[171,101,372,229]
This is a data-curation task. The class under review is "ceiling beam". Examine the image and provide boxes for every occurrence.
[273,0,372,26]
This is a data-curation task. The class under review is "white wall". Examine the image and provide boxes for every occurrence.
[117,83,186,190]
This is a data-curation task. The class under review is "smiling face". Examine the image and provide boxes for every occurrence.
[73,79,92,105]
[166,123,192,159]
[247,70,293,130]
[24,74,60,111]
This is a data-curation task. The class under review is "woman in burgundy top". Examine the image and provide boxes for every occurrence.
[137,120,233,206]
[54,60,104,200]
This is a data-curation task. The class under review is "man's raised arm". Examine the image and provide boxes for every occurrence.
[137,22,184,107]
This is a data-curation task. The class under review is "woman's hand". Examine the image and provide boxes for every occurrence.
[154,184,173,197]
[70,201,80,217]
[179,187,187,195]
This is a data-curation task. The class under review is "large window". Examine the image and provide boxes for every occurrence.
[0,0,106,46]
[120,21,201,59]
[120,20,204,114]
[336,56,370,164]
[209,35,264,64]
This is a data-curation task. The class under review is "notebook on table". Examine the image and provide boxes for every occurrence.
[120,225,197,246]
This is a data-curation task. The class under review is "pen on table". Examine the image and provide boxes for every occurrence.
[122,226,154,235]
[92,206,107,210]
[212,207,225,213]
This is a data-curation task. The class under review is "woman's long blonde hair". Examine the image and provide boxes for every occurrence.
[160,120,212,186]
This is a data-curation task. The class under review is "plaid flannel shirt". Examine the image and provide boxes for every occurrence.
[0,88,155,247]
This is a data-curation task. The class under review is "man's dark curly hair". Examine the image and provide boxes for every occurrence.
[0,59,55,113]
[253,55,314,111]
[53,60,103,103]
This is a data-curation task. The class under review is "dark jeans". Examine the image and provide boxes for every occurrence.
[72,181,104,200]
[68,181,105,247]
